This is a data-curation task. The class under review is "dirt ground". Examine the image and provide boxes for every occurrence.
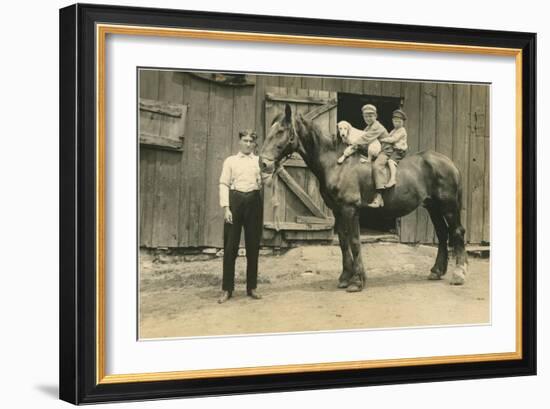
[139,243,490,339]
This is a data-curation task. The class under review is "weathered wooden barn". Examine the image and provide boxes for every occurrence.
[139,69,490,249]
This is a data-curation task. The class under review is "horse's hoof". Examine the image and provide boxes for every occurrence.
[346,284,363,293]
[428,272,442,280]
[337,280,349,289]
[450,265,467,285]
[429,266,446,280]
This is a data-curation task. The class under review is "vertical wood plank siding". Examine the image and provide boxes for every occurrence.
[468,85,488,244]
[399,82,421,243]
[139,71,490,247]
[452,84,472,242]
[416,82,437,243]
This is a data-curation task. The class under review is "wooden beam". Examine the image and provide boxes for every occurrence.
[265,92,332,105]
[264,222,333,231]
[296,216,335,224]
[139,132,183,151]
[304,101,338,121]
[284,157,307,168]
[284,230,335,241]
[189,72,256,86]
[139,98,186,118]
[277,168,326,219]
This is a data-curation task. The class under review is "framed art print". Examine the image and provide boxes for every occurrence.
[59,3,536,404]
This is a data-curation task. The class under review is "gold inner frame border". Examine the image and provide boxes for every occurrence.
[95,23,523,385]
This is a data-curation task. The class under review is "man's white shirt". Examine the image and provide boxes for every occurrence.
[219,152,262,208]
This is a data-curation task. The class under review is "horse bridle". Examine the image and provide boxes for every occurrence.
[263,117,299,171]
[283,116,300,160]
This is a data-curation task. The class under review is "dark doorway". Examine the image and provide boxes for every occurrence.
[337,92,402,235]
[337,92,403,135]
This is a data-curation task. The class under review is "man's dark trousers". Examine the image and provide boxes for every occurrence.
[222,190,262,292]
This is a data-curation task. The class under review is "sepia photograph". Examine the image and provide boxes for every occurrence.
[56,2,537,405]
[138,68,490,339]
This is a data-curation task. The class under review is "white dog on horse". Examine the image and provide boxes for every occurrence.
[337,120,382,164]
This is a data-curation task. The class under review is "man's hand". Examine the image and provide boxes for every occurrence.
[224,207,233,224]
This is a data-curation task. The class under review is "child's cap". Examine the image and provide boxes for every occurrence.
[361,104,377,114]
[392,109,407,120]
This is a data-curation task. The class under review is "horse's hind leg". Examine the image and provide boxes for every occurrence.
[427,206,449,280]
[443,205,468,285]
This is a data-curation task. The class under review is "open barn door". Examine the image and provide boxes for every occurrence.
[262,87,336,244]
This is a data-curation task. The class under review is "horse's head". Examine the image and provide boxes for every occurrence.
[259,104,300,175]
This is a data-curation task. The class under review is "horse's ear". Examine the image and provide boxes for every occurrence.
[284,103,292,123]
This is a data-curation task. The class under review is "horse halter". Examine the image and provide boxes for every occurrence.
[286,116,300,152]
[261,116,299,171]
[271,117,298,168]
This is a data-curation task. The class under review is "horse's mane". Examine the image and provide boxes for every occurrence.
[270,111,347,156]
[296,114,347,154]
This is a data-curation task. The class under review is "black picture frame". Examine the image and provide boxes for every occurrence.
[59,3,536,405]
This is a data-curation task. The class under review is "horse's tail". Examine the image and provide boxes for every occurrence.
[422,150,466,243]
[420,150,467,269]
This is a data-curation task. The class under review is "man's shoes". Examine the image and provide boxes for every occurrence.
[217,291,232,304]
[247,289,262,300]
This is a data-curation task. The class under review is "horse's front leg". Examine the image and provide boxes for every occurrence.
[334,212,354,288]
[341,206,366,293]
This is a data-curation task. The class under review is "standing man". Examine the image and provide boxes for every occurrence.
[218,130,263,304]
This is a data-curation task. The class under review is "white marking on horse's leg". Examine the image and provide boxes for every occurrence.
[450,264,467,285]
[428,272,443,280]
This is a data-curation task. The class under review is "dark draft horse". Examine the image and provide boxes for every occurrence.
[260,104,468,292]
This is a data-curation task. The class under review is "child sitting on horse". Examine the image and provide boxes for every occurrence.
[364,105,399,208]
[336,120,382,164]
[378,109,408,189]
